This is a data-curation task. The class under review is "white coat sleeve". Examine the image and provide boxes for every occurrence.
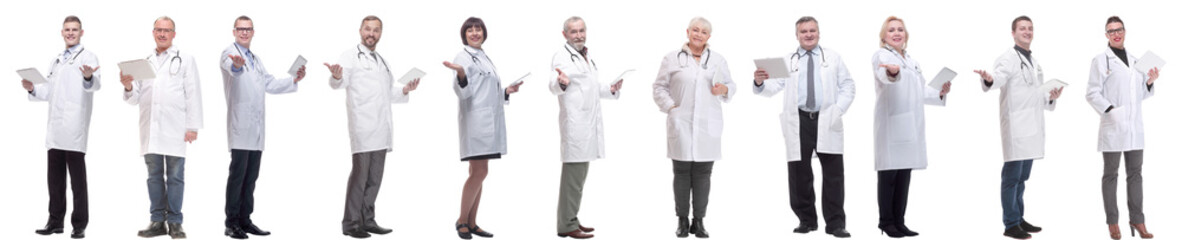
[389,72,410,104]
[221,49,245,79]
[452,54,481,100]
[1141,59,1155,100]
[833,55,856,115]
[1085,55,1113,114]
[716,57,736,103]
[82,54,101,92]
[984,55,1012,92]
[183,56,204,131]
[872,52,899,85]
[753,75,786,97]
[28,82,49,101]
[259,58,297,94]
[920,63,946,106]
[123,80,142,105]
[1044,95,1058,111]
[652,55,676,113]
[599,79,619,99]
[549,53,569,95]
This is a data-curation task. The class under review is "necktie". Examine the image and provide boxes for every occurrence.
[806,50,816,110]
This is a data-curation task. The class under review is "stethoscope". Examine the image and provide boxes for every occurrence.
[356,45,390,72]
[146,50,183,75]
[564,44,597,72]
[48,47,85,78]
[677,48,711,69]
[463,47,497,77]
[788,47,828,73]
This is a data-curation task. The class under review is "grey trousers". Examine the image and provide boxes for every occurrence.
[342,150,387,231]
[673,160,713,218]
[557,162,590,233]
[1102,150,1145,224]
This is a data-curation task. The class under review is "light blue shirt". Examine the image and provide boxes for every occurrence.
[796,46,823,112]
[63,44,94,88]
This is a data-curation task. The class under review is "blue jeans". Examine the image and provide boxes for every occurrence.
[1001,159,1033,229]
[145,154,185,223]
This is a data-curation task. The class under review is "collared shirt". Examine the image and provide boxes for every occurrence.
[1110,45,1129,67]
[29,43,102,153]
[1014,45,1032,64]
[796,46,823,112]
[230,42,255,72]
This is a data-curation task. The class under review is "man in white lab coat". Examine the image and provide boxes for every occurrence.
[323,15,421,239]
[121,16,203,239]
[972,16,1060,240]
[753,16,854,238]
[549,16,622,239]
[23,15,100,239]
[220,15,305,239]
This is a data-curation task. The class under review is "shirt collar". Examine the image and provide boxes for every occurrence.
[797,45,821,56]
[681,43,709,56]
[565,43,589,59]
[234,42,251,56]
[463,45,483,56]
[65,44,83,55]
[357,43,376,55]
[1013,45,1032,62]
[156,46,178,57]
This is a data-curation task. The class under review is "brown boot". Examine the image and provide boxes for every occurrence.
[1131,223,1154,239]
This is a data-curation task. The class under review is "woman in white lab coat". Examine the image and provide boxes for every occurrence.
[652,17,735,238]
[971,16,1060,239]
[870,16,949,238]
[1086,16,1159,240]
[441,17,521,239]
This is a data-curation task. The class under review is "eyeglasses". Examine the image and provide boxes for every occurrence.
[1106,27,1125,35]
[153,28,174,33]
[235,27,254,33]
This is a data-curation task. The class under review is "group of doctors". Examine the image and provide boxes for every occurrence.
[17,13,1161,240]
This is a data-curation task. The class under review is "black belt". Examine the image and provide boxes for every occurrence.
[798,109,819,120]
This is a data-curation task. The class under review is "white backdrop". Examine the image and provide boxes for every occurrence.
[1,0,1178,239]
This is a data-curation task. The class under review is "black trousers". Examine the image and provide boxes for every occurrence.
[789,110,846,230]
[46,149,88,229]
[877,169,912,228]
[673,160,713,218]
[225,149,263,227]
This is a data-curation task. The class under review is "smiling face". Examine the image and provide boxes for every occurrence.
[1106,22,1125,49]
[883,20,907,50]
[685,23,711,50]
[796,21,819,50]
[359,19,382,50]
[1012,20,1033,49]
[564,20,587,51]
[466,26,485,49]
[234,19,254,48]
[61,21,82,47]
[153,19,176,51]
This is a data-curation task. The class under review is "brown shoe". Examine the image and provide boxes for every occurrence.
[1109,224,1122,240]
[578,225,595,233]
[558,230,594,239]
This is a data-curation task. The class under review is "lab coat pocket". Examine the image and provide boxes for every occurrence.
[887,113,918,143]
[827,108,844,132]
[707,114,724,138]
[780,112,799,140]
[1009,108,1041,138]
[666,107,688,140]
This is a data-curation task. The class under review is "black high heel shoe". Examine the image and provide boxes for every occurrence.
[455,222,472,239]
[469,225,493,238]
[896,225,919,237]
[879,225,906,238]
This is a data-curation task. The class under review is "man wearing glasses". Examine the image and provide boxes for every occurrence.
[219,15,305,239]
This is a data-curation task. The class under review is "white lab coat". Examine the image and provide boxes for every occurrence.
[982,47,1057,162]
[123,46,203,157]
[1086,47,1154,152]
[753,46,855,161]
[652,44,736,162]
[452,46,508,158]
[221,43,298,151]
[871,46,945,171]
[28,44,102,153]
[329,44,410,154]
[550,44,619,162]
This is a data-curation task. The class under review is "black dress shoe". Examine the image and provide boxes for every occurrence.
[675,217,690,238]
[896,224,919,237]
[225,225,248,239]
[138,222,168,238]
[343,228,371,239]
[1004,225,1032,239]
[468,225,493,238]
[363,224,392,235]
[35,224,64,235]
[879,225,906,238]
[167,223,187,239]
[793,223,818,233]
[690,218,709,238]
[1020,220,1042,233]
[70,228,85,239]
[827,228,851,238]
[455,223,472,240]
[241,223,271,236]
